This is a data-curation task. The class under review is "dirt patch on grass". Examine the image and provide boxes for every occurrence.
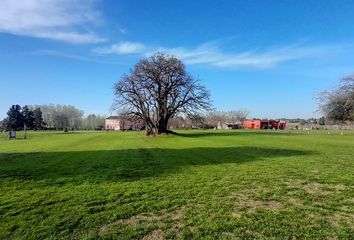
[188,226,198,233]
[232,212,241,218]
[285,179,307,186]
[330,184,348,191]
[171,210,183,220]
[118,210,182,226]
[99,209,184,237]
[287,197,303,207]
[222,229,263,238]
[245,229,263,238]
[98,225,109,233]
[142,230,165,240]
[221,232,236,238]
[328,212,354,230]
[222,185,264,200]
[304,182,351,197]
[239,199,282,212]
[303,183,338,196]
[286,180,350,196]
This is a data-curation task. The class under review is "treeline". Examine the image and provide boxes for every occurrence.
[279,117,326,125]
[1,104,105,131]
[168,109,250,129]
[2,105,45,131]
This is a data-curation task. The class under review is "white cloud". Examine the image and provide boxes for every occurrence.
[154,42,345,69]
[94,40,346,69]
[0,0,105,43]
[93,41,145,54]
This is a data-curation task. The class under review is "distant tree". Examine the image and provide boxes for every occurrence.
[0,120,4,131]
[300,119,307,125]
[203,109,249,129]
[4,105,23,131]
[114,53,211,135]
[82,114,105,130]
[1,118,8,131]
[33,108,45,130]
[22,105,35,139]
[318,116,326,125]
[22,106,34,128]
[62,105,84,130]
[318,73,354,122]
[168,116,186,129]
[31,104,84,130]
[205,111,227,129]
[188,114,207,129]
[35,104,56,128]
[227,109,250,123]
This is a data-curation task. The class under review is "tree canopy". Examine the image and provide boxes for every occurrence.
[318,73,354,122]
[33,108,45,130]
[3,105,23,131]
[30,104,84,130]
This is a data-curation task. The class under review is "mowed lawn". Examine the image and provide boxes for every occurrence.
[0,130,353,239]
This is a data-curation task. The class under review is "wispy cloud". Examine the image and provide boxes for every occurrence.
[0,0,105,44]
[153,42,347,69]
[117,27,127,35]
[93,40,348,69]
[32,50,122,64]
[92,41,146,54]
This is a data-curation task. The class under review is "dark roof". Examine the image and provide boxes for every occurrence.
[243,119,281,123]
[106,116,120,119]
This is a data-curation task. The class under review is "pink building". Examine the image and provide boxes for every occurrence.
[105,116,122,130]
[105,116,144,131]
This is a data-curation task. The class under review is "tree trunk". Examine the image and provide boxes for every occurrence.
[146,126,157,136]
[156,118,171,134]
[24,124,27,139]
[157,126,168,134]
[144,117,172,135]
[145,124,170,135]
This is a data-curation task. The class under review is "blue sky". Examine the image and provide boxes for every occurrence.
[1,0,354,119]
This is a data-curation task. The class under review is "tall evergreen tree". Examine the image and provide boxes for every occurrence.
[22,105,35,139]
[4,105,23,131]
[33,108,45,130]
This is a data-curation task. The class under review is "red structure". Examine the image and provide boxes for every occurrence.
[243,119,286,130]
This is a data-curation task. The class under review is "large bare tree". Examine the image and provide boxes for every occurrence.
[318,73,354,122]
[114,53,211,135]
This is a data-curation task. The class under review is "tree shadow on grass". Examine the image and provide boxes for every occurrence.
[0,147,314,184]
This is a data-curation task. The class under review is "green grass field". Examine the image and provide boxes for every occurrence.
[0,130,353,239]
